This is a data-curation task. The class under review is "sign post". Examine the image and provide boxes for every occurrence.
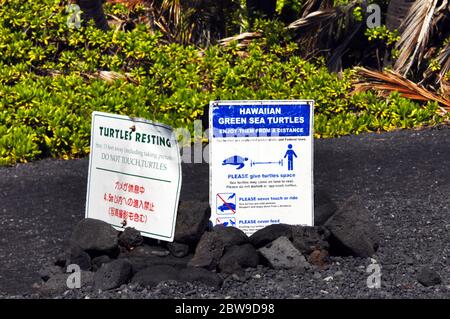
[86,111,182,241]
[209,100,314,235]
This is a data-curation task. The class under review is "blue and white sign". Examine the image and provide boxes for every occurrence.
[209,100,314,236]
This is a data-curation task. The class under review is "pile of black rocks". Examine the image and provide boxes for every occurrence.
[36,192,384,296]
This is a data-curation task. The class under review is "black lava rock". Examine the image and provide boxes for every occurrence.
[127,245,170,258]
[314,189,338,226]
[258,236,309,271]
[179,267,223,288]
[146,246,170,257]
[308,249,329,267]
[218,243,259,274]
[91,255,111,272]
[128,255,193,274]
[94,259,132,291]
[291,226,330,255]
[118,227,144,249]
[324,196,379,257]
[188,231,225,270]
[38,265,63,282]
[39,274,69,296]
[212,225,249,249]
[417,267,442,287]
[167,242,190,258]
[54,252,67,268]
[70,218,119,256]
[67,245,91,271]
[174,200,211,245]
[40,271,94,296]
[131,265,179,287]
[249,224,293,248]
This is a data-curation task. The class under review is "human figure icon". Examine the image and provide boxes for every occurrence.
[284,144,297,171]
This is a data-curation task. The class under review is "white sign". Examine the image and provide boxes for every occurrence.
[86,111,182,241]
[209,100,314,236]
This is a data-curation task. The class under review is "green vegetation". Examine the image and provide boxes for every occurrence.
[0,0,447,165]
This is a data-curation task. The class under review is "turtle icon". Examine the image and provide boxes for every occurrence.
[222,155,248,170]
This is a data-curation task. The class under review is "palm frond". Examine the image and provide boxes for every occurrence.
[287,10,338,31]
[353,67,450,113]
[217,9,339,48]
[107,0,145,9]
[442,79,450,98]
[300,0,334,18]
[394,0,441,75]
[437,41,450,82]
[161,0,181,27]
[85,71,137,84]
[218,32,262,47]
[218,1,359,70]
[326,1,365,72]
[386,0,416,32]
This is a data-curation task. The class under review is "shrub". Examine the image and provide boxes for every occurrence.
[0,0,446,165]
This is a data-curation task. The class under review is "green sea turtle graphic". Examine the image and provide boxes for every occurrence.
[222,155,248,170]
